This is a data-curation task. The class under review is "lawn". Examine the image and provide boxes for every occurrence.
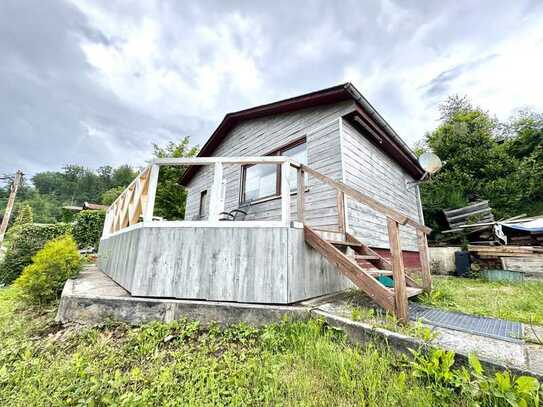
[2,287,539,406]
[417,276,543,325]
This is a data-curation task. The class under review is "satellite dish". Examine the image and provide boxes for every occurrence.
[418,152,442,175]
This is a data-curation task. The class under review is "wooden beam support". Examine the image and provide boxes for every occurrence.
[417,229,432,293]
[143,164,159,223]
[281,161,291,226]
[297,168,305,223]
[208,162,224,221]
[336,190,346,234]
[386,217,408,323]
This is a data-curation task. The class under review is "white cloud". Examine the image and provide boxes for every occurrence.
[1,0,543,175]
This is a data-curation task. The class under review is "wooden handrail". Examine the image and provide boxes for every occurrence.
[299,164,431,234]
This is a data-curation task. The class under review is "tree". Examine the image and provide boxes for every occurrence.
[152,137,199,220]
[101,186,125,205]
[111,165,137,188]
[420,96,543,236]
[14,204,33,226]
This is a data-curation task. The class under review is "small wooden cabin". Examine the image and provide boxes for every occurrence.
[98,83,431,322]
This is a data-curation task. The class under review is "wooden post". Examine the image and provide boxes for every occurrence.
[387,217,408,323]
[297,168,305,223]
[143,164,159,223]
[336,190,346,234]
[281,161,291,226]
[208,162,224,221]
[417,229,432,293]
[0,170,23,245]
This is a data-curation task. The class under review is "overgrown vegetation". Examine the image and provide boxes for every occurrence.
[418,97,542,236]
[0,223,72,285]
[72,210,106,249]
[14,235,81,304]
[0,289,539,406]
[417,276,543,325]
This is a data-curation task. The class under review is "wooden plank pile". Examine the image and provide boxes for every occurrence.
[468,245,543,258]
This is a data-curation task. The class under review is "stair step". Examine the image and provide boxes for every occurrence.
[390,287,424,298]
[364,269,393,277]
[353,254,380,260]
[327,240,362,247]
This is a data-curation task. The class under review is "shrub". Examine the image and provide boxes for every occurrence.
[15,235,81,304]
[0,223,72,285]
[72,210,106,250]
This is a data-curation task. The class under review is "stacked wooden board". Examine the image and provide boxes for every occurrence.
[469,245,543,278]
[468,245,543,257]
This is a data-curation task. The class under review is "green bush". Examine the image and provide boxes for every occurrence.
[15,235,81,304]
[0,223,72,285]
[72,210,106,249]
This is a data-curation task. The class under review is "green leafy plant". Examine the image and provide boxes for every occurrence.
[14,235,81,304]
[411,349,541,406]
[0,223,72,285]
[72,210,106,249]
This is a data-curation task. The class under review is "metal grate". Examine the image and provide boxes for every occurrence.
[409,303,524,343]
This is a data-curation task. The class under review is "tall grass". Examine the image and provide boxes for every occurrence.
[2,286,539,406]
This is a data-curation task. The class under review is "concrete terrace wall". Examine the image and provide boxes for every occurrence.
[98,225,352,304]
[184,100,356,230]
[341,119,422,251]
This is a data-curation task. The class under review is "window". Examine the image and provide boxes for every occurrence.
[240,138,307,203]
[199,190,208,218]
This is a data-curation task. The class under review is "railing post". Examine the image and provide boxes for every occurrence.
[281,161,291,226]
[143,164,159,223]
[297,167,305,223]
[417,229,432,293]
[336,190,346,234]
[387,217,408,323]
[208,162,224,221]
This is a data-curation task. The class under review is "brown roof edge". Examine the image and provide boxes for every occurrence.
[180,83,423,185]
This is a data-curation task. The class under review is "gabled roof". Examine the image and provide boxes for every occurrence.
[180,83,423,185]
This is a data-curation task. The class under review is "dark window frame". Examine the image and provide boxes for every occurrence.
[198,190,208,218]
[239,137,306,204]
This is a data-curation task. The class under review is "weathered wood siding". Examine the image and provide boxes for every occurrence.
[341,119,422,251]
[185,101,356,230]
[98,225,352,303]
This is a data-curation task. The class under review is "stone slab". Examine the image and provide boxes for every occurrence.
[57,267,309,327]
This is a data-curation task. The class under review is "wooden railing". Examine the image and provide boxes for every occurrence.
[294,163,431,321]
[102,156,300,238]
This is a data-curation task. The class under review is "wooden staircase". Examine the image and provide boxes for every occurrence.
[305,227,427,322]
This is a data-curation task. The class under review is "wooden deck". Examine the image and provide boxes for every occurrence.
[99,156,432,322]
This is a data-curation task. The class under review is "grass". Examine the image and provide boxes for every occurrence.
[0,287,484,406]
[417,276,543,325]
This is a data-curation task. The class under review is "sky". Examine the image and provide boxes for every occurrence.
[1,0,542,177]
